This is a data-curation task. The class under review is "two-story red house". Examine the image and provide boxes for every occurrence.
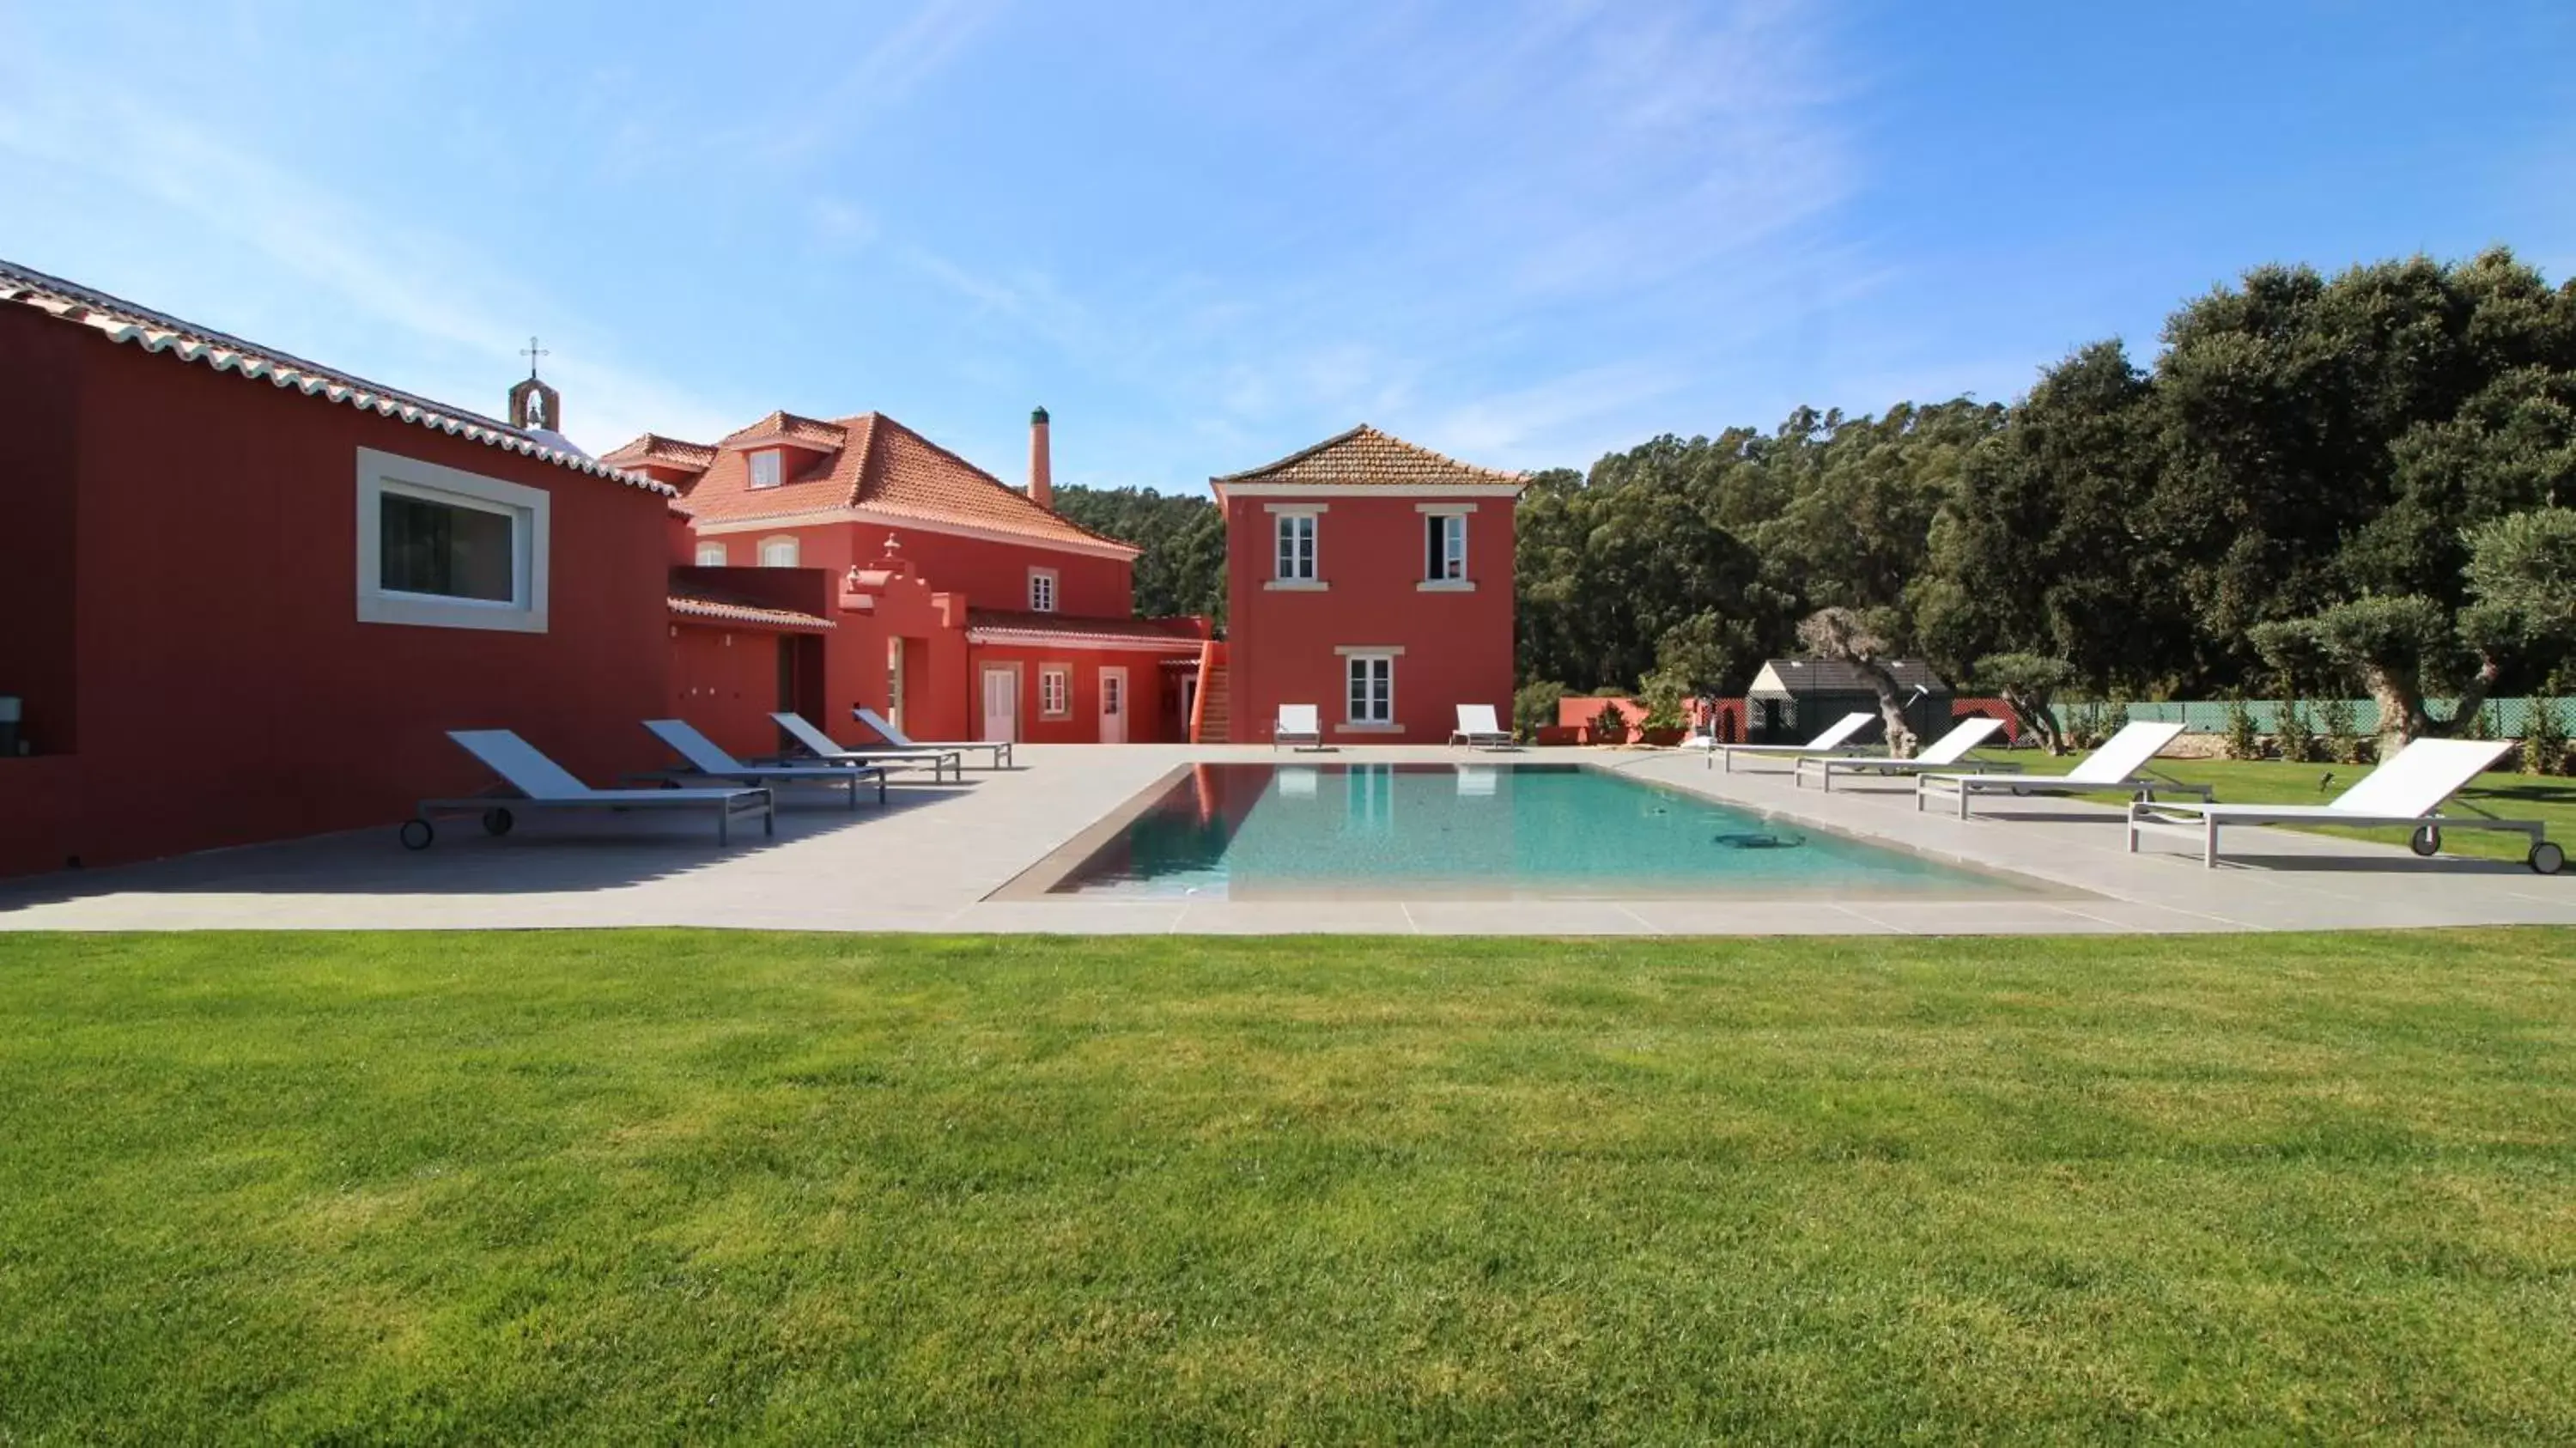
[604,408,1207,755]
[1211,426,1525,744]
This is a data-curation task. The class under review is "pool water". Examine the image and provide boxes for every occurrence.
[1032,764,2030,900]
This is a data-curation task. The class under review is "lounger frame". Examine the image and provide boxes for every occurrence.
[767,712,965,782]
[1449,704,1515,751]
[851,707,1012,769]
[1274,704,1323,751]
[408,786,775,848]
[631,720,889,810]
[1917,771,2210,819]
[2128,800,2561,873]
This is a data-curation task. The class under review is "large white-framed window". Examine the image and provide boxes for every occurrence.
[1275,513,1316,581]
[1038,664,1072,719]
[1425,513,1467,581]
[1345,653,1394,726]
[758,535,800,568]
[355,447,550,634]
[1028,567,1059,612]
[748,449,783,490]
[695,541,728,566]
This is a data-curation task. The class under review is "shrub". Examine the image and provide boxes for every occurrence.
[2524,697,2569,776]
[1591,701,1631,745]
[2461,702,2495,740]
[1637,670,1688,733]
[2222,697,2263,760]
[2317,697,2368,764]
[2275,700,2319,764]
[1589,686,1631,698]
[1512,680,1566,742]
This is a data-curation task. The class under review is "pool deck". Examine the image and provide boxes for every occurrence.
[2,745,2570,934]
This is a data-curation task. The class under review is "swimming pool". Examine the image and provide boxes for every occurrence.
[1012,763,2037,901]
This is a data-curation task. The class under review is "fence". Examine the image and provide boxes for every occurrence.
[2046,697,2573,737]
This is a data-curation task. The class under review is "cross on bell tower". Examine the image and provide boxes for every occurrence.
[507,336,562,433]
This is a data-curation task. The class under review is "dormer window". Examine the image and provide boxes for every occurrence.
[748,449,783,490]
[1028,567,1059,612]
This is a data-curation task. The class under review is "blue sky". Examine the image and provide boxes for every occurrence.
[3,1,2571,490]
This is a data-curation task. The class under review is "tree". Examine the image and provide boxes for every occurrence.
[1796,607,1920,757]
[1971,652,2073,755]
[1050,485,1227,623]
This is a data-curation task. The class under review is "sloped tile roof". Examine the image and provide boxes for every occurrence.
[0,255,671,496]
[964,608,1206,649]
[602,433,719,472]
[1749,659,1949,695]
[1211,424,1525,491]
[719,411,849,451]
[673,410,1138,554]
[667,583,835,632]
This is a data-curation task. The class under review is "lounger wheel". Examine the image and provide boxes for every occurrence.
[2409,824,2440,857]
[2533,841,2566,876]
[481,806,515,837]
[399,818,434,851]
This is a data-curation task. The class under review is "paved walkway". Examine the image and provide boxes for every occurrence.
[2,745,2569,934]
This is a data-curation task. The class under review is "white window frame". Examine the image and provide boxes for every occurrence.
[1275,512,1317,581]
[748,449,783,490]
[758,535,800,568]
[1038,663,1072,719]
[1028,567,1059,612]
[1425,513,1467,581]
[1345,653,1394,726]
[695,541,728,566]
[355,447,550,634]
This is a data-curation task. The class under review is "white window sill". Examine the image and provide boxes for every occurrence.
[1416,579,1475,593]
[1265,579,1328,592]
[1335,721,1404,733]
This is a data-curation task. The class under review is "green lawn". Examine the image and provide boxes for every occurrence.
[7,930,2576,1444]
[1960,747,2576,863]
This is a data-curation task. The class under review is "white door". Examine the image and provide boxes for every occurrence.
[981,666,1018,743]
[1097,666,1128,744]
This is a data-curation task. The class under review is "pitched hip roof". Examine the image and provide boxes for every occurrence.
[1748,659,1950,696]
[0,256,670,496]
[1210,423,1527,496]
[607,411,1139,557]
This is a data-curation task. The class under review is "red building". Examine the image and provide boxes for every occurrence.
[603,407,1208,755]
[1211,426,1525,744]
[0,259,677,877]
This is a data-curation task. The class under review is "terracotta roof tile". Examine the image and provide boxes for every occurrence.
[1211,424,1525,491]
[720,411,848,451]
[0,256,671,496]
[667,583,835,632]
[672,410,1138,554]
[602,433,718,472]
[964,609,1207,649]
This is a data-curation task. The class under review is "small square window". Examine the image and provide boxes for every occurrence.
[695,542,727,566]
[1039,665,1072,718]
[1029,569,1059,612]
[749,450,782,490]
[1346,654,1393,725]
[759,536,799,567]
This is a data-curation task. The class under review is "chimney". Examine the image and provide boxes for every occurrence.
[1028,405,1053,510]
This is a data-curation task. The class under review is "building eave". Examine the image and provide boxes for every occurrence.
[687,505,1144,560]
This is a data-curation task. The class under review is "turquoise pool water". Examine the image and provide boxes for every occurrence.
[1037,764,2027,900]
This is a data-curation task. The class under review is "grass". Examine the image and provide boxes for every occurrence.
[6,930,2576,1443]
[1960,747,2576,864]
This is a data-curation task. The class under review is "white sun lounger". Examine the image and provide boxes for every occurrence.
[852,707,1012,770]
[638,719,889,810]
[1274,703,1322,751]
[769,711,963,782]
[405,728,772,849]
[1698,711,1875,772]
[1449,703,1515,750]
[1915,720,2209,819]
[2128,737,2561,873]
[1795,715,2010,791]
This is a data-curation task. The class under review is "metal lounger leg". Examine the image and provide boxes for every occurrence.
[2203,815,2218,868]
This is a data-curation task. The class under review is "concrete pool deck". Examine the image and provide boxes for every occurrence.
[2,745,2569,934]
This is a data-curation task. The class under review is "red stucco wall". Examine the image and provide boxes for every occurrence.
[692,519,1133,618]
[0,316,671,876]
[1223,492,1516,744]
[0,307,84,762]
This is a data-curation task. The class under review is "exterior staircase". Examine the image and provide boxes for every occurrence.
[1191,642,1231,743]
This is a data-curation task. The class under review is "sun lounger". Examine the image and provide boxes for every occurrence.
[1794,715,2009,791]
[1449,703,1515,750]
[1274,703,1322,750]
[769,711,963,782]
[2127,737,2562,872]
[1697,711,1875,772]
[404,728,772,849]
[852,707,1012,770]
[1915,720,2209,818]
[637,719,889,809]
